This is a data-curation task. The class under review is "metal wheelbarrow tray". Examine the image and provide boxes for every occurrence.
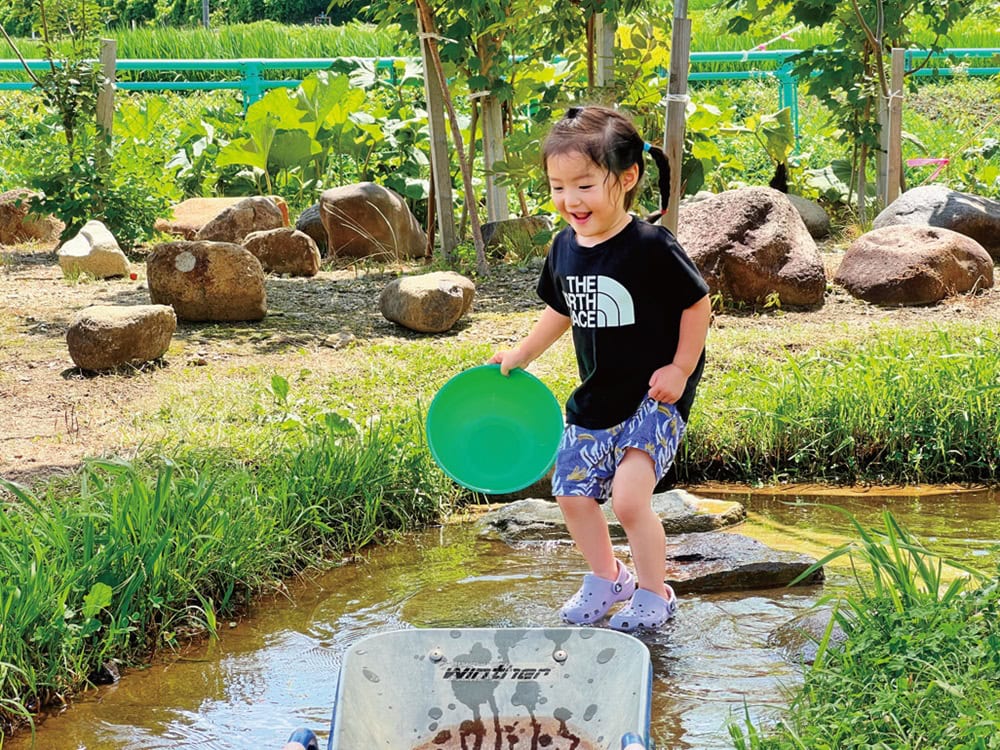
[327,627,653,749]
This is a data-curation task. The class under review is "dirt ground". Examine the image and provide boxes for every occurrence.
[3,238,999,487]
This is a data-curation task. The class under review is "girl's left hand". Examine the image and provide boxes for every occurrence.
[648,364,687,403]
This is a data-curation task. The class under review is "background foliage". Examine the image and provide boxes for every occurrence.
[1,1,998,246]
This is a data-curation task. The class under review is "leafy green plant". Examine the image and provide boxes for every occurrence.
[2,2,177,247]
[730,510,999,749]
[28,137,176,249]
[725,0,975,220]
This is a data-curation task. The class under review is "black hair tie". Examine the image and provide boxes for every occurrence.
[566,106,583,119]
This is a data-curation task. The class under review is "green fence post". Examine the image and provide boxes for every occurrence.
[776,63,800,147]
[243,60,263,111]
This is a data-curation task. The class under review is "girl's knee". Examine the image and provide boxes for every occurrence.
[612,494,648,528]
[557,495,599,517]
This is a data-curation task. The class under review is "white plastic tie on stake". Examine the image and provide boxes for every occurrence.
[467,90,491,100]
[661,93,691,108]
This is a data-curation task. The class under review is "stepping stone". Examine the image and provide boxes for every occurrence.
[665,531,824,594]
[476,490,746,543]
[66,304,176,371]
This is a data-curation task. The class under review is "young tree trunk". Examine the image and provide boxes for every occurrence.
[415,0,488,275]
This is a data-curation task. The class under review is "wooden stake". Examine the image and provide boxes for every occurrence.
[886,48,905,204]
[415,0,488,274]
[425,162,437,261]
[96,39,116,170]
[417,6,458,260]
[481,94,509,222]
[594,13,616,91]
[662,1,691,233]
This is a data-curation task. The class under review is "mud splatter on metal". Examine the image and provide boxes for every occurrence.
[328,628,651,748]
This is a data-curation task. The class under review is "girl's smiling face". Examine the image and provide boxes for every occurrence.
[547,150,639,247]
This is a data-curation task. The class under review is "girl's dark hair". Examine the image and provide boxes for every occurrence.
[541,105,671,219]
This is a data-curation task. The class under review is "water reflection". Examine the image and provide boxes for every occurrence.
[6,488,997,750]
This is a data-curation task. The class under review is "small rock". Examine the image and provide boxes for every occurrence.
[57,221,130,279]
[66,304,176,372]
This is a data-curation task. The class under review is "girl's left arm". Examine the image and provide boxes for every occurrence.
[648,294,712,403]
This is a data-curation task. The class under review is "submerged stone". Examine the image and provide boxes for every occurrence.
[475,490,746,543]
[768,607,847,666]
[665,532,824,594]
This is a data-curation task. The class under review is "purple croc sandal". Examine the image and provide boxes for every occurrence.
[608,585,678,632]
[560,560,636,625]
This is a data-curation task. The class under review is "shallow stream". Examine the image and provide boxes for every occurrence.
[8,487,997,750]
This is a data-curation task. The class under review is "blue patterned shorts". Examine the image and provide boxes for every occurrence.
[551,397,686,502]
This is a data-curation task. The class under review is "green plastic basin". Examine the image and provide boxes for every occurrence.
[426,365,564,494]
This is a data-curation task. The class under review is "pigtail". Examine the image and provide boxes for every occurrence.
[642,143,671,223]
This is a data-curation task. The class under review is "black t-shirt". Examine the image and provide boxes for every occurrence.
[537,216,709,429]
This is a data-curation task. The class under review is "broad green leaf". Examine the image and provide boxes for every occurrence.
[269,130,319,172]
[82,582,113,619]
[757,108,796,163]
[249,87,305,132]
[216,112,279,173]
[294,70,355,138]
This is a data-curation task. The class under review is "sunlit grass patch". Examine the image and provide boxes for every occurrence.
[689,325,1000,484]
[730,510,1000,749]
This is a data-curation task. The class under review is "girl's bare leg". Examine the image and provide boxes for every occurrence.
[556,495,618,580]
[611,448,667,595]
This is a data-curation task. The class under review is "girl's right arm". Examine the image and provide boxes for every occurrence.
[489,305,571,375]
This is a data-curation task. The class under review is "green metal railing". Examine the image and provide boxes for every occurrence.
[2,48,997,139]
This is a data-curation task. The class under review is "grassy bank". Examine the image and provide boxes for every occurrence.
[688,323,1000,485]
[0,403,458,734]
[112,316,1000,487]
[730,513,1000,749]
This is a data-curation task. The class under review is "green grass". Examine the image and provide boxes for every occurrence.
[686,325,1000,485]
[0,399,459,734]
[730,511,1000,749]
[7,20,410,61]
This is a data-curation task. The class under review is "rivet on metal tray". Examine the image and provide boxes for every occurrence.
[553,649,568,663]
[429,648,444,662]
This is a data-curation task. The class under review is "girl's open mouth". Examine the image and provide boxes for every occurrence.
[570,212,591,222]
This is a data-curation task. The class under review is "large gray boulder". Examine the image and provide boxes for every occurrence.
[193,196,286,244]
[834,225,994,305]
[66,304,176,371]
[294,203,327,255]
[476,491,746,543]
[319,182,426,261]
[147,240,267,322]
[872,185,1000,260]
[786,193,831,239]
[677,187,827,307]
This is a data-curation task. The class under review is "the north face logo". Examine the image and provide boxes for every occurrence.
[563,275,635,328]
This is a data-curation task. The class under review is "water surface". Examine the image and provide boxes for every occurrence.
[8,487,997,750]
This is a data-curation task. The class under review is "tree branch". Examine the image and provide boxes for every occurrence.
[416,0,488,274]
[0,22,44,87]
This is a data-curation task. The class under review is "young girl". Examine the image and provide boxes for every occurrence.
[490,105,711,632]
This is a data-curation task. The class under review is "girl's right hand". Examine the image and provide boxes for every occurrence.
[488,348,526,376]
